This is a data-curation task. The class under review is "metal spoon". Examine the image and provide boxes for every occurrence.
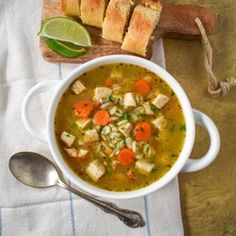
[9,152,145,228]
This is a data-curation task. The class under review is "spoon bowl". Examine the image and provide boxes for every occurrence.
[9,152,145,228]
[9,152,59,188]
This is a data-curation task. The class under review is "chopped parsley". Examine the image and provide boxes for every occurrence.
[106,166,113,173]
[152,168,159,173]
[180,124,186,131]
[150,103,158,112]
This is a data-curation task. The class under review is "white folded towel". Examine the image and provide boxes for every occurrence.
[0,0,184,235]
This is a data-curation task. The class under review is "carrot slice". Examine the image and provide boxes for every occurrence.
[117,148,135,166]
[93,110,110,126]
[105,78,114,88]
[74,100,94,118]
[134,79,150,96]
[134,122,152,141]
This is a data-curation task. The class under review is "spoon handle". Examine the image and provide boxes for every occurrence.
[57,181,145,228]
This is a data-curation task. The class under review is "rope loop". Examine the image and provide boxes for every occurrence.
[195,17,236,97]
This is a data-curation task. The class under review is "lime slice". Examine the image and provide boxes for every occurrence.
[44,37,86,58]
[38,17,92,47]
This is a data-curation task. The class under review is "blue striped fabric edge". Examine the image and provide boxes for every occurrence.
[144,196,151,236]
[69,192,76,236]
[0,207,2,236]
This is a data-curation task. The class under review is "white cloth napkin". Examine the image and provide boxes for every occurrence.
[0,0,184,235]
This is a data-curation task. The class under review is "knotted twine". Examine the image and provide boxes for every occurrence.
[195,17,236,97]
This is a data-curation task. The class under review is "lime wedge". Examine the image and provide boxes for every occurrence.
[38,17,92,47]
[44,37,86,58]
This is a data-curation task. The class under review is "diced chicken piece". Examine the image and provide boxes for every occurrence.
[135,159,155,174]
[64,148,78,158]
[84,129,99,143]
[152,115,166,130]
[151,93,169,109]
[118,122,133,137]
[86,160,105,182]
[93,87,112,103]
[75,118,91,129]
[64,148,88,158]
[123,92,136,108]
[60,131,75,147]
[78,148,89,158]
[142,102,154,115]
[71,80,86,95]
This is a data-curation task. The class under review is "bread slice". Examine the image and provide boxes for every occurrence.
[121,4,162,56]
[102,0,133,43]
[80,0,108,28]
[61,0,80,17]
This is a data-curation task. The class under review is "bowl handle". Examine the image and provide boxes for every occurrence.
[181,109,220,172]
[21,80,62,143]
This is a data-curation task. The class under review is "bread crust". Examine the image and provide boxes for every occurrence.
[102,0,133,43]
[140,0,162,10]
[80,0,108,28]
[121,4,161,56]
[61,0,80,17]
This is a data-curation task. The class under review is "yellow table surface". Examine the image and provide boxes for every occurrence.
[164,0,236,234]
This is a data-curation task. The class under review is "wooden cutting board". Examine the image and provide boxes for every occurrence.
[40,0,215,63]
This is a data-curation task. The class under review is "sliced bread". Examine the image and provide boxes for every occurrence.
[121,4,162,56]
[80,0,108,28]
[61,0,80,17]
[102,0,133,43]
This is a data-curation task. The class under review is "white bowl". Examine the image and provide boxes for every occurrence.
[22,55,220,199]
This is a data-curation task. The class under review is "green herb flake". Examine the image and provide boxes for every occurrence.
[98,126,103,134]
[152,168,159,173]
[150,104,157,112]
[106,166,113,173]
[130,131,135,139]
[121,113,130,121]
[171,154,177,158]
[180,124,186,131]
[108,95,113,102]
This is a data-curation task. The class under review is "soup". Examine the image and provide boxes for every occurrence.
[55,63,186,191]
